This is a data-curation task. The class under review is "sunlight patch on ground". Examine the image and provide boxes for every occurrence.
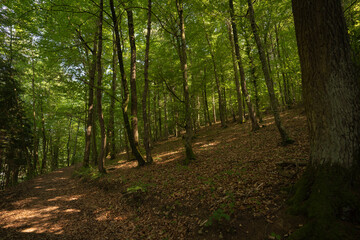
[64,208,81,213]
[13,197,39,207]
[198,141,220,149]
[47,194,83,202]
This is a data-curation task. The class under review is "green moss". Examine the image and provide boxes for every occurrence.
[288,165,360,240]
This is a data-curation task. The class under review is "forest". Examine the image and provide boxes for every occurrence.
[0,0,360,239]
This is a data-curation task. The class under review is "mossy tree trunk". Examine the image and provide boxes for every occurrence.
[290,0,360,239]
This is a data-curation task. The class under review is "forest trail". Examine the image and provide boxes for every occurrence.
[0,108,308,240]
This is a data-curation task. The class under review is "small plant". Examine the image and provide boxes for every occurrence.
[205,208,231,227]
[126,181,152,193]
[270,232,281,240]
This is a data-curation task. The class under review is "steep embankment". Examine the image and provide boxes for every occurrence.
[0,108,309,240]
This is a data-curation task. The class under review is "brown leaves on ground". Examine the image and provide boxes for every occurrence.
[0,108,309,240]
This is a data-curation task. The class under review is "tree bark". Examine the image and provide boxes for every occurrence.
[40,103,47,173]
[71,120,80,165]
[247,0,292,143]
[66,117,72,167]
[83,29,98,168]
[226,21,243,123]
[31,58,38,177]
[289,1,360,238]
[110,0,145,166]
[142,0,153,163]
[96,0,106,174]
[177,0,195,164]
[229,0,259,131]
[108,33,117,160]
[127,9,140,147]
[204,29,227,128]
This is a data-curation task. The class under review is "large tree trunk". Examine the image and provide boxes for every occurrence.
[96,0,106,174]
[289,0,360,239]
[177,0,195,164]
[142,0,153,163]
[83,30,98,168]
[127,9,140,147]
[247,0,292,144]
[110,0,145,166]
[229,0,259,131]
[226,21,243,123]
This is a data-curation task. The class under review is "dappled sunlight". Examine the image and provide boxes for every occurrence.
[47,194,83,202]
[13,197,39,207]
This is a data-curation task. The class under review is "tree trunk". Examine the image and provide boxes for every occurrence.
[31,59,37,177]
[40,103,47,173]
[212,93,216,123]
[71,120,81,165]
[110,0,145,166]
[204,30,227,128]
[226,21,243,123]
[289,0,360,238]
[66,117,72,167]
[203,69,211,126]
[96,0,106,174]
[229,0,259,131]
[275,24,291,107]
[142,0,153,163]
[83,30,98,168]
[177,0,195,164]
[245,38,262,122]
[247,0,292,144]
[127,9,140,147]
[108,33,117,160]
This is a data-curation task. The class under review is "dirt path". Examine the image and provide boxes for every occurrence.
[0,165,132,240]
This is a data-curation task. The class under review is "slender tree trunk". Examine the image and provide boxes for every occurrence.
[40,103,47,173]
[83,30,98,168]
[110,0,145,166]
[229,0,259,131]
[96,0,106,174]
[142,0,153,163]
[31,59,37,177]
[177,0,195,164]
[164,90,169,139]
[66,117,72,167]
[226,21,243,123]
[127,9,140,147]
[204,30,227,128]
[71,120,80,165]
[275,24,291,107]
[92,99,98,166]
[108,33,117,160]
[245,39,263,122]
[203,69,211,126]
[247,0,292,144]
[212,93,216,123]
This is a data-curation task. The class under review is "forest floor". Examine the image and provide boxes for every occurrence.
[0,107,310,240]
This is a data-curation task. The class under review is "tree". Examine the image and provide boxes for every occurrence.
[177,0,196,164]
[109,0,146,167]
[142,0,153,163]
[247,0,293,145]
[95,0,106,174]
[229,0,259,131]
[289,0,360,239]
